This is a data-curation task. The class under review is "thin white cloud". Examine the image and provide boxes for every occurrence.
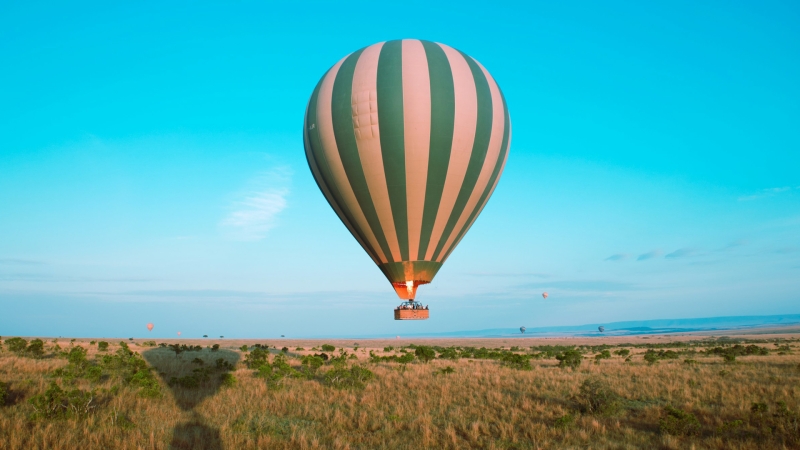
[221,167,291,241]
[637,250,663,261]
[738,186,793,201]
[665,248,697,259]
[605,253,629,261]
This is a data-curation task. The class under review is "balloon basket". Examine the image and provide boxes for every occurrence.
[394,309,429,320]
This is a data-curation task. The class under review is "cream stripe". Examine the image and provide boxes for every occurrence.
[401,39,431,261]
[436,61,506,262]
[316,55,388,263]
[351,42,401,262]
[304,108,379,265]
[424,43,478,260]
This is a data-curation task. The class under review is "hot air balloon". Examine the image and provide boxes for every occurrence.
[598,326,605,333]
[520,326,526,334]
[146,323,154,332]
[305,40,510,320]
[542,292,548,300]
[177,331,181,337]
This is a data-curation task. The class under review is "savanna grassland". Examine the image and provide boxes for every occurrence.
[0,333,799,449]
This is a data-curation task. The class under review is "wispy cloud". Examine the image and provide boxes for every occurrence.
[605,253,629,261]
[738,186,794,201]
[665,248,697,259]
[720,239,748,251]
[221,167,291,241]
[637,250,663,261]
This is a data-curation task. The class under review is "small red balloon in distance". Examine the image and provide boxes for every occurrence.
[542,292,549,299]
[177,331,181,336]
[146,323,154,332]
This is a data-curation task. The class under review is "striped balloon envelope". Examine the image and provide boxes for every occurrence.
[304,39,510,301]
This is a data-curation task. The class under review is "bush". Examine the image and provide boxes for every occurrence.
[211,344,220,351]
[301,355,324,378]
[556,350,582,369]
[240,345,249,352]
[324,365,374,389]
[97,341,109,352]
[435,366,455,376]
[28,381,95,420]
[141,341,156,347]
[26,339,45,358]
[281,347,289,353]
[415,346,436,363]
[438,347,459,360]
[220,373,236,387]
[643,350,659,365]
[0,381,8,406]
[501,353,531,370]
[684,359,698,365]
[595,350,611,361]
[613,349,630,357]
[244,348,270,369]
[6,337,28,354]
[554,413,575,429]
[575,379,623,416]
[321,344,335,352]
[659,406,701,436]
[383,346,394,352]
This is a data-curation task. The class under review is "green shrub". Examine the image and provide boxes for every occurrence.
[220,373,236,387]
[501,353,531,370]
[211,344,220,351]
[595,350,611,361]
[324,365,374,389]
[244,348,270,369]
[383,346,394,352]
[659,406,701,436]
[575,378,623,416]
[281,347,289,353]
[683,359,698,365]
[0,381,8,406]
[97,341,109,352]
[26,339,45,358]
[28,382,95,420]
[643,350,659,365]
[215,358,234,371]
[415,346,436,363]
[321,344,335,352]
[301,355,324,377]
[554,413,575,429]
[5,338,28,354]
[438,347,460,360]
[141,341,156,347]
[556,350,582,369]
[240,345,249,352]
[613,349,630,357]
[435,366,455,376]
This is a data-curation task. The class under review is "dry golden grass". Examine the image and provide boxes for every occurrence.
[0,335,798,449]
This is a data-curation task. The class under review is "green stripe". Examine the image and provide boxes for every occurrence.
[376,40,409,261]
[417,41,455,260]
[431,52,494,261]
[377,261,443,284]
[305,70,381,263]
[441,88,510,262]
[331,48,396,263]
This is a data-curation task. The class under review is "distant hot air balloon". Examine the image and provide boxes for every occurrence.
[598,326,605,333]
[146,323,154,332]
[177,331,181,337]
[520,326,526,334]
[305,39,510,320]
[542,292,549,300]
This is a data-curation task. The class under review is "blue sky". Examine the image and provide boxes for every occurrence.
[1,1,799,338]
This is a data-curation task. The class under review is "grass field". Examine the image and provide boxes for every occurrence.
[0,334,798,449]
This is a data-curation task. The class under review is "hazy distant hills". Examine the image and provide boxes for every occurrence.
[366,314,800,338]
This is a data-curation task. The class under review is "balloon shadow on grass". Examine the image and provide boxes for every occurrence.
[143,347,240,450]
